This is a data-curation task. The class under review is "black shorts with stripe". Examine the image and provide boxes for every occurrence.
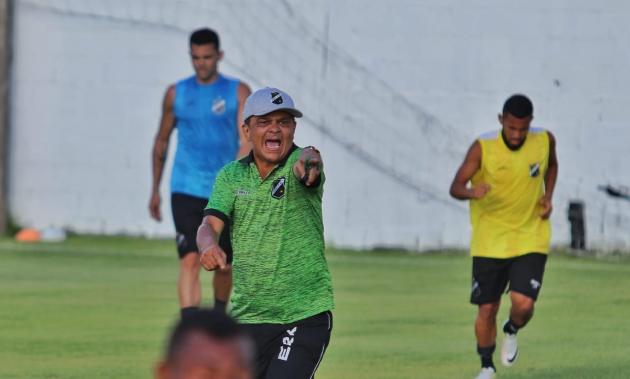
[171,193,232,262]
[242,311,333,379]
[470,252,547,304]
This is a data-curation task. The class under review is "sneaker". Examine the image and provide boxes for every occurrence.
[474,367,496,379]
[501,321,519,367]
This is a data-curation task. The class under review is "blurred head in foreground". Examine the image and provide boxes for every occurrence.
[156,309,254,379]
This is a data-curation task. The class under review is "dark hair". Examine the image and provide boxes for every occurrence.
[189,28,220,49]
[165,308,247,361]
[502,94,533,118]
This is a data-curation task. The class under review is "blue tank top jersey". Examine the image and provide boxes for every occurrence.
[171,74,240,198]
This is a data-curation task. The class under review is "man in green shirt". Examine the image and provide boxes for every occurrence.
[197,87,334,379]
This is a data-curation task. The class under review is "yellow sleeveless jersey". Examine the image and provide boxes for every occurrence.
[469,128,551,258]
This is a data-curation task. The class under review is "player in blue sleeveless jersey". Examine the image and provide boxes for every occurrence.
[149,28,251,317]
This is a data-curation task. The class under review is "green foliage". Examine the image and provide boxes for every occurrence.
[1,237,629,378]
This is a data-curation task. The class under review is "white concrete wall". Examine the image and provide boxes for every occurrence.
[9,0,630,250]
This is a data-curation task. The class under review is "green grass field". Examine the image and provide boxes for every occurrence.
[1,236,629,379]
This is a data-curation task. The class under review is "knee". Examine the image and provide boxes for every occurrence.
[511,297,535,323]
[513,295,535,314]
[180,253,201,272]
[478,303,499,323]
[515,302,535,318]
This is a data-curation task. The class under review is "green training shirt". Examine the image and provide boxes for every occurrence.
[205,145,334,324]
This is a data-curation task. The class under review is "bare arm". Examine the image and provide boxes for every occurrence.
[539,131,558,219]
[149,85,176,221]
[293,146,323,187]
[449,141,490,200]
[236,82,252,159]
[197,215,228,271]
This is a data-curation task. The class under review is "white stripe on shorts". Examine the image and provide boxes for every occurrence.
[309,343,327,379]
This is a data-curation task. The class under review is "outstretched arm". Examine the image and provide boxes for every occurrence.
[293,146,323,187]
[449,141,490,200]
[149,85,176,221]
[197,215,228,271]
[539,132,558,219]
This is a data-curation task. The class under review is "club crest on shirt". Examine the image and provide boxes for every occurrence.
[211,97,226,115]
[529,162,540,177]
[271,177,286,199]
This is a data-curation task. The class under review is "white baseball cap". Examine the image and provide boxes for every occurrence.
[243,87,303,120]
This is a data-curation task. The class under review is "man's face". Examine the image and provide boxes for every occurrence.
[190,44,222,83]
[157,332,252,379]
[499,113,532,149]
[244,111,296,166]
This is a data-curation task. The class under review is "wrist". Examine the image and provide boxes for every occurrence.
[200,236,219,253]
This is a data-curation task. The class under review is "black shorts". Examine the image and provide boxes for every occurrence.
[470,253,547,305]
[242,311,333,379]
[171,193,232,262]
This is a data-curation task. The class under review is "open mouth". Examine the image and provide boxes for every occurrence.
[264,138,281,151]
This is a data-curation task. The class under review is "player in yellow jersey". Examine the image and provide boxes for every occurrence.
[449,94,558,379]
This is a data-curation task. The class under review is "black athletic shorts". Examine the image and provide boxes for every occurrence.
[171,193,232,262]
[242,311,333,379]
[470,252,547,304]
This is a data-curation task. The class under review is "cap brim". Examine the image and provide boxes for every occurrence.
[281,108,303,118]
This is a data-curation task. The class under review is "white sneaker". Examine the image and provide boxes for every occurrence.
[501,323,519,367]
[474,367,496,379]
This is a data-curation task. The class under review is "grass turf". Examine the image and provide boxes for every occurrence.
[1,236,629,378]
